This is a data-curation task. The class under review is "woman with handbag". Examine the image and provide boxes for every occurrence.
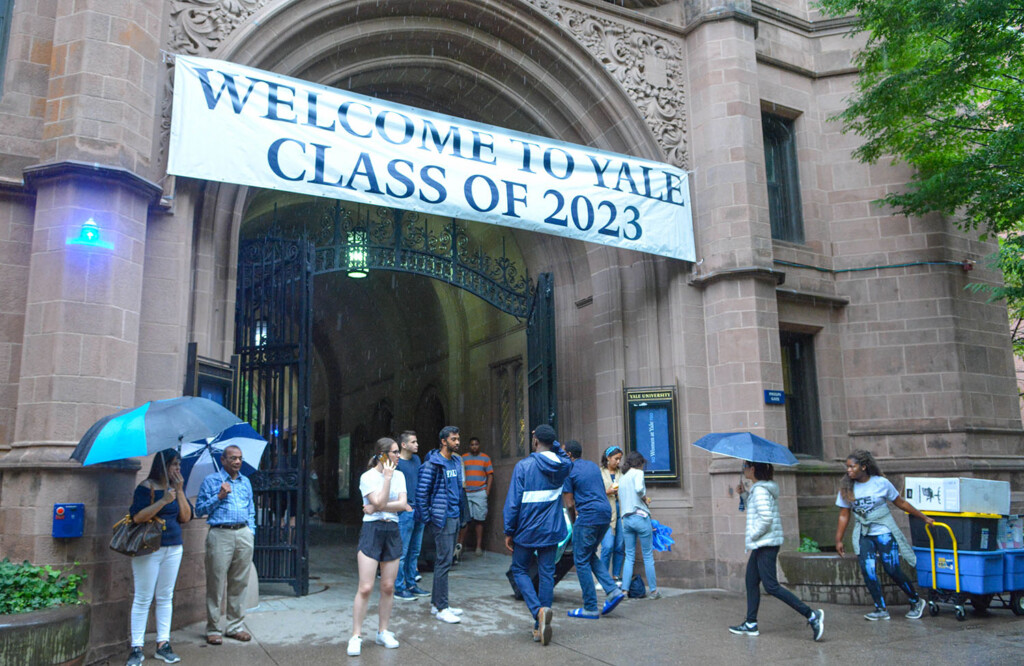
[618,451,660,600]
[125,448,192,666]
[728,461,824,640]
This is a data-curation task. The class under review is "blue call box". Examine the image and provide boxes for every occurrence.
[52,503,85,538]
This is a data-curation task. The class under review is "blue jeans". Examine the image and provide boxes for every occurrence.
[511,543,556,620]
[621,513,656,592]
[573,523,619,612]
[431,517,459,610]
[396,511,424,592]
[599,516,624,578]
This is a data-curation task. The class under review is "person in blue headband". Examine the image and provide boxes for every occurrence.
[599,446,625,581]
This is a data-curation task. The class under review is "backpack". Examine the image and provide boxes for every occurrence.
[627,574,646,598]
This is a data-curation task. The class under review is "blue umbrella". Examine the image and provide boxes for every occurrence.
[691,431,799,466]
[71,396,249,465]
[651,519,675,552]
[180,423,266,497]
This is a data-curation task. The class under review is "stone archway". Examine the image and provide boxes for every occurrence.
[183,0,680,471]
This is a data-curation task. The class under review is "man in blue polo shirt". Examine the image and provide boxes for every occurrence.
[562,439,625,619]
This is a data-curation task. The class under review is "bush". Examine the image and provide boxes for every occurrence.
[0,558,85,615]
[797,536,822,553]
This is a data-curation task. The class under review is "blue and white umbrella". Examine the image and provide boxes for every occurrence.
[691,431,800,466]
[180,423,266,497]
[71,396,249,466]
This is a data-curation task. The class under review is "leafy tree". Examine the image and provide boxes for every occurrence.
[815,0,1023,235]
[818,0,1024,395]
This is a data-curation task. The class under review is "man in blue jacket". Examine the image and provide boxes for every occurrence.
[503,424,571,646]
[415,425,464,624]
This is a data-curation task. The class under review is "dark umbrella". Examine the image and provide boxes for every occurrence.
[71,396,249,466]
[180,423,266,496]
[691,431,799,466]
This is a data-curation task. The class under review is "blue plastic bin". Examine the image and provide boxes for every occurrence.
[1003,549,1024,592]
[913,547,1004,594]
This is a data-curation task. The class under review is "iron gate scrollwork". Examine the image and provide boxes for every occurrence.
[527,272,556,430]
[262,201,531,317]
[235,238,313,596]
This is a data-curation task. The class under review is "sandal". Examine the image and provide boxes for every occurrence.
[566,607,600,619]
[225,630,252,642]
[206,635,222,645]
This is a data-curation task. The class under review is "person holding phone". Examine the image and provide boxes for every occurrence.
[348,437,410,656]
[125,448,192,665]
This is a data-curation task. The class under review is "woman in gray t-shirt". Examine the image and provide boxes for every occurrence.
[835,450,934,621]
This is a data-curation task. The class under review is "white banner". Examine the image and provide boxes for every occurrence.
[169,55,694,262]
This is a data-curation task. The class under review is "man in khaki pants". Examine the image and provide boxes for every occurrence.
[196,444,256,644]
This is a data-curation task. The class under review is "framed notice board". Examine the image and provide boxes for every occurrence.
[624,386,679,483]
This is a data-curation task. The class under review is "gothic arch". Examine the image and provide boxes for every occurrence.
[184,0,673,444]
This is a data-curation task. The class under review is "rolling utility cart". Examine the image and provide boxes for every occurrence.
[913,518,1024,620]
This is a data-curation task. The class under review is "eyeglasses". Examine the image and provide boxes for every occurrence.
[225,455,243,462]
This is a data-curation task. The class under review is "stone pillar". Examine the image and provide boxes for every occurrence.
[0,162,161,663]
[8,163,160,463]
[684,11,792,588]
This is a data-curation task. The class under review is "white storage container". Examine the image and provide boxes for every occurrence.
[904,477,1010,515]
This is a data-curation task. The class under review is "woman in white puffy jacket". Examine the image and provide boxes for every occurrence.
[728,461,824,641]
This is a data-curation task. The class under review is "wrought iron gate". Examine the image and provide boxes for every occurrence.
[235,238,313,595]
[527,272,557,430]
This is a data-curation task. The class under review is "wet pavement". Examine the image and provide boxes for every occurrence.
[127,527,1024,665]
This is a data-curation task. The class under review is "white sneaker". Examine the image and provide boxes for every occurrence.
[431,605,464,616]
[375,630,399,649]
[436,608,462,624]
[346,636,362,656]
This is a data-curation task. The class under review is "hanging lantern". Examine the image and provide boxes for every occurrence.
[347,229,368,278]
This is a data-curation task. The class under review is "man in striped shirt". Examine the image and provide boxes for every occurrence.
[458,437,494,556]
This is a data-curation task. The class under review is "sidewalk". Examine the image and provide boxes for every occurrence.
[141,535,1024,665]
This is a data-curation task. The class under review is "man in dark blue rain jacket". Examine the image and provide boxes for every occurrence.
[415,425,464,624]
[503,424,571,646]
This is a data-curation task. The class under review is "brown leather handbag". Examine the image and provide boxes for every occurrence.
[110,487,166,557]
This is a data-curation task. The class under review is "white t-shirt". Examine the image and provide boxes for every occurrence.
[835,475,899,536]
[359,468,407,522]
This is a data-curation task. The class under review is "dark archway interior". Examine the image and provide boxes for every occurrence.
[240,196,529,525]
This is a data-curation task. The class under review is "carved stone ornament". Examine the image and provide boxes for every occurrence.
[162,1,687,169]
[522,0,564,22]
[561,8,689,168]
[169,0,270,55]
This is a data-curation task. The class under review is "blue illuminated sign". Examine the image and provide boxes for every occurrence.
[66,218,113,249]
[625,387,678,483]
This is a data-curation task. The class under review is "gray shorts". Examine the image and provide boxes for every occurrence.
[466,490,488,522]
[358,520,402,562]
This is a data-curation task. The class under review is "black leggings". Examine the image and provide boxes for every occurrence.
[745,546,813,623]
